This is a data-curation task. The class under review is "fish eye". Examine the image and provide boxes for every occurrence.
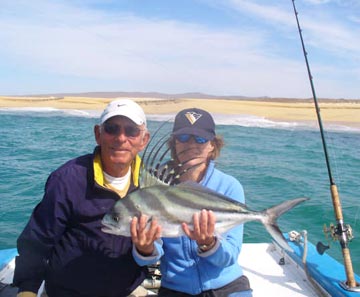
[112,215,120,222]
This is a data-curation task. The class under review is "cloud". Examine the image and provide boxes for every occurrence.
[226,0,360,57]
[1,1,279,94]
[303,0,331,4]
[0,0,358,98]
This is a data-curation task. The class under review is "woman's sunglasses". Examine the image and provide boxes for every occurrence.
[175,134,208,144]
[103,122,142,138]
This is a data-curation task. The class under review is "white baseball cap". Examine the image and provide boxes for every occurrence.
[100,99,146,126]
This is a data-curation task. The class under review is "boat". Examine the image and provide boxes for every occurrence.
[1,231,359,296]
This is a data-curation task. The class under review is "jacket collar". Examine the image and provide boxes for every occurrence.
[92,146,142,188]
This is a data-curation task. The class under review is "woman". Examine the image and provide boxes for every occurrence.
[157,108,252,296]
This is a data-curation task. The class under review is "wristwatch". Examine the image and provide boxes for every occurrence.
[198,236,217,252]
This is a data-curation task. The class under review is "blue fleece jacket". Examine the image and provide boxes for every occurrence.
[134,161,245,295]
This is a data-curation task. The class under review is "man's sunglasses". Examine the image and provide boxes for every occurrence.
[175,134,208,144]
[103,122,142,138]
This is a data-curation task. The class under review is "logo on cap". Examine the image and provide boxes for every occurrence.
[184,112,202,125]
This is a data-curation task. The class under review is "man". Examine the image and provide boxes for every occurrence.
[13,99,161,297]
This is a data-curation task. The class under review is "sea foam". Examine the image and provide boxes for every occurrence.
[1,108,359,133]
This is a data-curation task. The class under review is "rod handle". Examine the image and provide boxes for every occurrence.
[331,185,357,288]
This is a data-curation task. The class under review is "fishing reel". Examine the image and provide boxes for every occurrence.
[316,223,354,255]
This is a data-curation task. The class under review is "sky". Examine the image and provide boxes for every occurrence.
[1,0,359,99]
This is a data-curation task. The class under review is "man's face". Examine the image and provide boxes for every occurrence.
[94,116,149,176]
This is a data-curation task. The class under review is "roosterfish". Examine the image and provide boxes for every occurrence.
[101,125,308,252]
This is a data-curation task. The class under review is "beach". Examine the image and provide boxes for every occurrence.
[1,95,360,128]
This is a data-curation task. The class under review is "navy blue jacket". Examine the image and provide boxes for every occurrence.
[13,148,146,297]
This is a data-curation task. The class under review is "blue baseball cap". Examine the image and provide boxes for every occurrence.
[172,108,215,140]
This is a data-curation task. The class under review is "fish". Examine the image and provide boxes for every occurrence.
[101,123,309,252]
[102,180,308,251]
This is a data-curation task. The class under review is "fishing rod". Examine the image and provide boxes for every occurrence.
[291,0,358,290]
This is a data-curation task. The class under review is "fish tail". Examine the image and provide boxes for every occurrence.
[261,197,309,252]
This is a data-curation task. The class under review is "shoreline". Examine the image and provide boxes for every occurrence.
[1,96,360,128]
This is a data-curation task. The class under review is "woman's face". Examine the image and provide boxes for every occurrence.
[175,135,214,167]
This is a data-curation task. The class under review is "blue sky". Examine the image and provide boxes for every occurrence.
[1,0,359,99]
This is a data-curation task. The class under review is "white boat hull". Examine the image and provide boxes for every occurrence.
[1,233,359,296]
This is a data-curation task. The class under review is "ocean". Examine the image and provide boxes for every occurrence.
[0,108,359,275]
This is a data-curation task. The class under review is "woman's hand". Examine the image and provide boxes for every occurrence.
[182,209,216,249]
[130,214,162,256]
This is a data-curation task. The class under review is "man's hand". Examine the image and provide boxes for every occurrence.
[130,214,162,256]
[182,209,216,248]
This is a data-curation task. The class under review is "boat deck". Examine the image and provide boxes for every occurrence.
[239,243,328,296]
[2,242,355,296]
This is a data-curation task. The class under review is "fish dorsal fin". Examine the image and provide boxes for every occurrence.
[139,119,175,188]
[139,120,208,188]
[139,168,170,188]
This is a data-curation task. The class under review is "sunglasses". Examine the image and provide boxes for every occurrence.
[103,122,142,138]
[175,134,209,144]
